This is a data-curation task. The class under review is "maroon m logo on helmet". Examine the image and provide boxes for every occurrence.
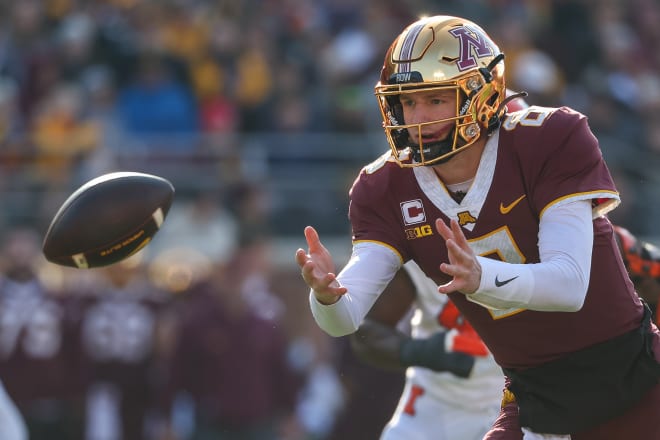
[448,25,495,71]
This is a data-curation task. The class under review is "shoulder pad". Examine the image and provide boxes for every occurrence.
[363,150,400,174]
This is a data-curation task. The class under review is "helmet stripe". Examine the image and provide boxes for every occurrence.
[398,20,428,73]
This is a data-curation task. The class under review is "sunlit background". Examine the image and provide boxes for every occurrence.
[0,0,658,439]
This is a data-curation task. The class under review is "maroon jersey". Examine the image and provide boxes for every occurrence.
[164,281,302,427]
[0,277,86,402]
[349,106,645,369]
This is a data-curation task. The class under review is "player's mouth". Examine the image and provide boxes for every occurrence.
[419,129,450,144]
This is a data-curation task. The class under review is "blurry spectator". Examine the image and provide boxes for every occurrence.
[117,53,199,150]
[56,12,98,83]
[0,77,24,150]
[75,64,132,179]
[30,82,101,186]
[235,28,276,132]
[534,0,601,84]
[226,181,272,239]
[157,3,211,64]
[318,26,379,132]
[190,55,239,134]
[8,1,55,119]
[148,188,239,267]
[0,76,30,191]
[510,49,565,107]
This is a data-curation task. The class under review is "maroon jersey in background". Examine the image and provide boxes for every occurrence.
[163,279,302,436]
[78,278,168,440]
[0,276,87,440]
[349,106,649,369]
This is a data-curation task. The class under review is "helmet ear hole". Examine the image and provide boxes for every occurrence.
[487,91,499,107]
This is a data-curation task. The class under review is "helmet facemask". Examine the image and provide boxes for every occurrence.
[375,16,507,167]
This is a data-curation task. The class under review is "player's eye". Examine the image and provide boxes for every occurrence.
[400,98,414,107]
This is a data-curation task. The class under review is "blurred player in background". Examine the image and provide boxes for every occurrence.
[162,236,304,440]
[79,257,168,440]
[0,379,27,440]
[615,225,660,324]
[0,227,87,440]
[352,260,501,440]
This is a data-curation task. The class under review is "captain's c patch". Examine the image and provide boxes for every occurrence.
[401,199,426,225]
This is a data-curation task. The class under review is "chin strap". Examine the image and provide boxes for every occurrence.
[410,135,456,166]
[498,90,529,114]
[486,90,529,133]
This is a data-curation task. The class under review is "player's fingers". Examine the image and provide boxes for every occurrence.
[304,226,323,252]
[446,238,470,266]
[300,260,314,282]
[300,259,328,285]
[294,248,309,268]
[325,273,348,294]
[438,279,459,294]
[439,261,456,276]
[303,265,347,295]
[449,219,471,251]
[435,218,454,241]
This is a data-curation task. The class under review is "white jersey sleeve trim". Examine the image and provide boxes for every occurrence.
[469,199,593,312]
[309,241,401,336]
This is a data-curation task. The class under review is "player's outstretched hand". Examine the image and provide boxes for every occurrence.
[295,226,347,305]
[435,218,482,295]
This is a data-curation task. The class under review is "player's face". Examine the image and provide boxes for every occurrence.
[400,89,457,145]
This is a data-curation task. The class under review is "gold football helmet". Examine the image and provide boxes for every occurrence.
[375,16,508,166]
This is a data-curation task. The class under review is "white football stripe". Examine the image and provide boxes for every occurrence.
[72,253,89,269]
[152,208,164,228]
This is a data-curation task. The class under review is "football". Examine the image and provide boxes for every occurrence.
[42,171,175,269]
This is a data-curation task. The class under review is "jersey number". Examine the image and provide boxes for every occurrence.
[403,384,425,416]
[502,106,553,130]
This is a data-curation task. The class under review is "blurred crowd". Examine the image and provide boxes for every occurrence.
[0,0,658,235]
[0,0,659,439]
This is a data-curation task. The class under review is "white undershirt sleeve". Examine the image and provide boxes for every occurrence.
[468,199,593,312]
[309,242,402,337]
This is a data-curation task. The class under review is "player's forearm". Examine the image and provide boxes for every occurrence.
[309,292,362,337]
[352,319,476,377]
[351,319,407,371]
[309,242,401,337]
[468,200,592,312]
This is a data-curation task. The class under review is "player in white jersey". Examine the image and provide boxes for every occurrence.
[351,260,502,440]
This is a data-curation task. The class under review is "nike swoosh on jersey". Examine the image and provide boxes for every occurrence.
[495,275,519,287]
[499,194,526,214]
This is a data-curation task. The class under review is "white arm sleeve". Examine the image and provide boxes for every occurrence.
[468,199,593,312]
[309,242,401,337]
